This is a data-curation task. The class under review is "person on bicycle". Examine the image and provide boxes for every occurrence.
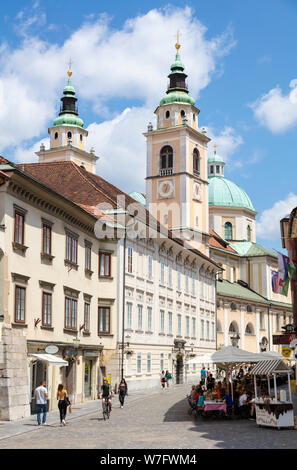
[100,379,112,412]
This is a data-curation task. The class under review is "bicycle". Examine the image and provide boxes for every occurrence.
[102,396,111,420]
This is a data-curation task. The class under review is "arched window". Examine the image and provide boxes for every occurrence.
[67,131,72,139]
[160,146,173,175]
[246,305,252,313]
[224,222,233,240]
[245,323,254,335]
[230,302,237,311]
[193,148,200,175]
[54,132,58,140]
[229,321,239,333]
[247,225,251,241]
[165,110,170,119]
[180,109,185,118]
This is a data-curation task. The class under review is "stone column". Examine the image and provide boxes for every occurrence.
[0,326,30,420]
[223,301,230,347]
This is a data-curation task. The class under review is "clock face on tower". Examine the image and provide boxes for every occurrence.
[158,179,174,199]
[193,182,203,201]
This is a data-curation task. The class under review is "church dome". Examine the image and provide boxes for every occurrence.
[160,91,195,107]
[208,176,255,211]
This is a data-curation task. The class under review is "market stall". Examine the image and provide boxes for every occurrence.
[250,359,294,429]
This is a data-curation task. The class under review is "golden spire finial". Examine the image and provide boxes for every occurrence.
[214,144,217,154]
[67,58,73,78]
[175,30,181,51]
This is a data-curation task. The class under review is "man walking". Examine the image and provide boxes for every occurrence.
[35,380,48,426]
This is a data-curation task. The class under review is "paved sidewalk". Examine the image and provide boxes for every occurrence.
[0,383,182,441]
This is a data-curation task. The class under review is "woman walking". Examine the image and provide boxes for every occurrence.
[118,378,128,408]
[57,384,69,426]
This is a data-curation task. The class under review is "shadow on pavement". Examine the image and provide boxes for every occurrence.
[163,397,195,422]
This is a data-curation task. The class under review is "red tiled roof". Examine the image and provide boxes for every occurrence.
[209,228,237,253]
[19,160,220,267]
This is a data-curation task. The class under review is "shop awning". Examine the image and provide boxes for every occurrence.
[250,359,292,375]
[31,353,68,366]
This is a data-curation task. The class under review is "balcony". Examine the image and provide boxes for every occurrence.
[160,168,173,176]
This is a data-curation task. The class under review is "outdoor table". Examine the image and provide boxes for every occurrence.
[203,400,227,413]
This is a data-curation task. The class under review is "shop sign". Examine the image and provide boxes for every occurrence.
[45,345,59,354]
[273,333,297,345]
[256,407,277,427]
[104,374,111,384]
[281,347,292,358]
[83,350,101,357]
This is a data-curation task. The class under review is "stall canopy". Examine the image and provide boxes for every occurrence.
[31,353,68,366]
[188,346,275,365]
[250,359,292,375]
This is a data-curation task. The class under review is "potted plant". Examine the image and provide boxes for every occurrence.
[176,351,185,360]
[124,348,134,356]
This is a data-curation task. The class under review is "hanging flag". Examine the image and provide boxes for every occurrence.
[271,270,280,294]
[275,250,292,296]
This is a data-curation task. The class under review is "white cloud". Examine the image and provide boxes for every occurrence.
[250,81,297,133]
[256,193,297,240]
[0,6,234,157]
[204,126,243,163]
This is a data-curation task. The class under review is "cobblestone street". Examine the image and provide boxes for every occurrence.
[0,384,297,449]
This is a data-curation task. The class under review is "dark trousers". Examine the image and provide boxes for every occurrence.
[58,400,67,422]
[119,392,126,406]
[36,403,47,425]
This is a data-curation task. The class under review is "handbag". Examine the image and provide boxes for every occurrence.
[63,396,71,407]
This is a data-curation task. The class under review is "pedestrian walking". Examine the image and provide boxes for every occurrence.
[165,370,172,388]
[160,370,166,389]
[35,380,48,426]
[57,384,70,426]
[118,378,128,408]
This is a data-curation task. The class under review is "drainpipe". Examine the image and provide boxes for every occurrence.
[121,234,126,381]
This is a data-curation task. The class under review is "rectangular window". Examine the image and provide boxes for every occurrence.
[147,352,152,374]
[160,260,165,285]
[42,292,52,326]
[137,305,143,330]
[66,233,78,264]
[65,297,77,330]
[192,317,196,338]
[193,363,196,372]
[177,266,181,290]
[192,273,195,296]
[200,277,204,299]
[98,306,110,334]
[147,306,152,332]
[160,310,165,333]
[211,322,215,340]
[126,302,132,329]
[160,353,164,372]
[206,320,210,339]
[260,312,265,330]
[201,319,205,339]
[85,243,92,271]
[42,223,52,255]
[14,211,25,245]
[127,247,133,273]
[168,261,172,287]
[136,352,142,375]
[185,270,189,293]
[168,312,173,335]
[15,286,25,323]
[177,314,182,336]
[276,315,280,331]
[99,252,111,277]
[186,316,190,337]
[84,302,90,332]
[148,254,153,280]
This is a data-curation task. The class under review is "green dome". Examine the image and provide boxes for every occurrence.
[160,91,195,107]
[208,176,255,211]
[208,153,224,163]
[53,114,84,128]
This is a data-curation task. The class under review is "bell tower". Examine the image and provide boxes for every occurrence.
[144,38,211,253]
[36,62,98,173]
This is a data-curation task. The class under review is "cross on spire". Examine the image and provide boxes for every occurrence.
[175,30,181,51]
[67,57,73,78]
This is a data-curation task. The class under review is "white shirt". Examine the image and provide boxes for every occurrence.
[35,385,48,405]
[239,393,247,407]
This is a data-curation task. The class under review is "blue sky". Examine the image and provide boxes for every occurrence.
[0,0,297,251]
